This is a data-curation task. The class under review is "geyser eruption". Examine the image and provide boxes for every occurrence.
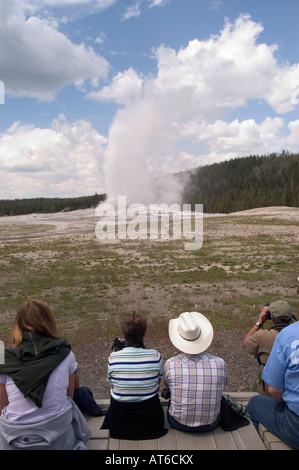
[103,98,185,207]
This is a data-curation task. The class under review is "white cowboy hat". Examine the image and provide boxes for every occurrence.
[169,311,213,354]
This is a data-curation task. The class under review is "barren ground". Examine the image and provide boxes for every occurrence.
[0,205,299,398]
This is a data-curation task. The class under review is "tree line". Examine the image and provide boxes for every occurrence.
[0,193,106,217]
[1,152,298,216]
[181,152,299,213]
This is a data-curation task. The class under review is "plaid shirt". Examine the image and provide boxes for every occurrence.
[164,352,228,427]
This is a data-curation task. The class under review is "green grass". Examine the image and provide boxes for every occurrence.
[1,214,298,344]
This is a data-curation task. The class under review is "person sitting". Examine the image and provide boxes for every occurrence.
[0,299,91,450]
[73,372,106,417]
[243,301,294,396]
[246,319,299,450]
[164,311,228,432]
[101,311,167,440]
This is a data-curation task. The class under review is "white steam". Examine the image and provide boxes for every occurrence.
[101,15,299,206]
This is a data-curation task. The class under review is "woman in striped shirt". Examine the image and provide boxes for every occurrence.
[101,312,167,440]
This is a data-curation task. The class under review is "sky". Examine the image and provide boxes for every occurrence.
[0,0,299,203]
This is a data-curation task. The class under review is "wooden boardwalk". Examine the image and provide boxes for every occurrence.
[85,392,293,451]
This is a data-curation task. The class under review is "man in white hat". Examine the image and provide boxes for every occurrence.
[164,312,228,432]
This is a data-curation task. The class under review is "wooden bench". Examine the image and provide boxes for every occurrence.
[84,393,296,450]
[84,393,267,450]
[258,424,293,451]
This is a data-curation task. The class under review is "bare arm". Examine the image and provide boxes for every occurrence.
[67,372,76,399]
[0,383,9,415]
[243,306,269,346]
[268,385,284,401]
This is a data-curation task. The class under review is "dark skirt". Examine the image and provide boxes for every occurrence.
[101,394,168,440]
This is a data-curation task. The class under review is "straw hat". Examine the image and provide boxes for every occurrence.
[168,311,213,354]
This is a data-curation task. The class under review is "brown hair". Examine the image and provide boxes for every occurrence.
[11,299,59,347]
[121,311,147,347]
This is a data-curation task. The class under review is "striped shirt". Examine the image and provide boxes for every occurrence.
[107,347,163,402]
[164,353,228,427]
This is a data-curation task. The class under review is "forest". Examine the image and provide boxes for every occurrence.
[0,193,106,216]
[1,152,298,217]
[181,152,299,213]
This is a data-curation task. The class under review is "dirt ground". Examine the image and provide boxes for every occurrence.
[1,205,299,399]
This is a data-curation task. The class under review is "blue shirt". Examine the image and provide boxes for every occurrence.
[263,321,299,415]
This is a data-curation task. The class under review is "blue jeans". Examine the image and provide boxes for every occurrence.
[247,395,299,450]
[167,408,220,433]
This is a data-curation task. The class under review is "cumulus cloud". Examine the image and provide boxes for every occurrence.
[121,1,141,21]
[2,12,299,202]
[95,14,299,204]
[24,0,118,11]
[180,117,286,155]
[0,0,110,101]
[86,68,143,104]
[152,15,278,116]
[0,115,107,198]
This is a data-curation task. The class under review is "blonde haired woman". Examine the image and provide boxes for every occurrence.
[0,299,91,450]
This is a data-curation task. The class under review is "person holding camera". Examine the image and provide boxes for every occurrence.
[101,311,167,440]
[243,300,294,396]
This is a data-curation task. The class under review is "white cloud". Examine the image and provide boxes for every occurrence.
[120,0,170,21]
[180,117,286,156]
[0,0,110,101]
[121,1,141,21]
[24,0,118,10]
[2,12,299,202]
[266,64,299,114]
[287,120,299,149]
[0,116,107,198]
[148,0,170,7]
[95,32,107,45]
[101,15,299,204]
[152,15,278,117]
[87,68,143,104]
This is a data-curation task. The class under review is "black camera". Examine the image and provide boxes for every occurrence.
[264,303,271,321]
[161,387,171,400]
[111,337,127,351]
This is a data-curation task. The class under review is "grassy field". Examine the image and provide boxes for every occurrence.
[1,209,299,347]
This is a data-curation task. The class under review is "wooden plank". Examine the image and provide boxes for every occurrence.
[259,424,291,451]
[108,438,120,450]
[258,424,267,441]
[230,430,247,450]
[90,429,109,439]
[139,439,158,450]
[118,439,140,450]
[270,441,293,451]
[86,439,109,450]
[263,430,288,451]
[91,394,291,451]
[212,426,237,450]
[237,423,266,450]
[227,392,259,402]
[157,428,179,450]
[176,431,198,450]
[86,415,105,432]
[194,432,217,450]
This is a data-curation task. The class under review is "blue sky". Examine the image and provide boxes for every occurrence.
[0,0,299,202]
